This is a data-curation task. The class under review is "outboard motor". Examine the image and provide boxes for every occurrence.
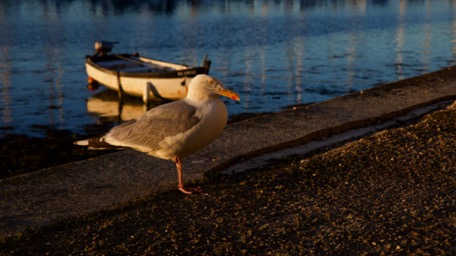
[94,41,118,55]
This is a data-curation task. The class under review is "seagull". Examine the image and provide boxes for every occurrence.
[75,74,240,194]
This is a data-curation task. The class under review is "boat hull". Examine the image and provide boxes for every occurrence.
[85,54,210,101]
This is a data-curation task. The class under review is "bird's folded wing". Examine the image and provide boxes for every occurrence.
[104,101,201,152]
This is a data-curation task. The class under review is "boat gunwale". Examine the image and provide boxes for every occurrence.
[85,54,208,79]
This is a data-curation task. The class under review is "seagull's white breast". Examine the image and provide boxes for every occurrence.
[154,98,228,159]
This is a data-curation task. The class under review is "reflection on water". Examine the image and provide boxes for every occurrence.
[87,90,157,123]
[0,47,12,128]
[1,0,456,137]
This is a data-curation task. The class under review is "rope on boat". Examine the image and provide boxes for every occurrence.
[143,82,151,103]
[116,71,125,99]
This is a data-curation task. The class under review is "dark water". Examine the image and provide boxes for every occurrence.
[1,0,456,137]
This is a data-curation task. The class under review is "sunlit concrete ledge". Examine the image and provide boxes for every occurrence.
[1,66,456,238]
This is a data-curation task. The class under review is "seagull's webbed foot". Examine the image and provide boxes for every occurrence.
[178,186,203,195]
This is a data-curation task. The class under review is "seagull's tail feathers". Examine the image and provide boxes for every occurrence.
[74,137,126,150]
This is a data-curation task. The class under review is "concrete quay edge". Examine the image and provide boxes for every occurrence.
[1,66,456,238]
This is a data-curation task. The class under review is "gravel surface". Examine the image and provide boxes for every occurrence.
[1,104,455,255]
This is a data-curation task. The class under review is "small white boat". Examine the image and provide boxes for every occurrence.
[85,42,211,102]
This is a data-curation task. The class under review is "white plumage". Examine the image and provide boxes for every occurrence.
[75,74,240,194]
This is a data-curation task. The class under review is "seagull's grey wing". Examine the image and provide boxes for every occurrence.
[104,100,201,152]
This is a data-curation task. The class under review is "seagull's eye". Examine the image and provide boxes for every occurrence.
[208,79,215,85]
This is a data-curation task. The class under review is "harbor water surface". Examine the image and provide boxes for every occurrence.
[1,0,456,137]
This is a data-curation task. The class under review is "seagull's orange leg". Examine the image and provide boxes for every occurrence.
[174,157,202,194]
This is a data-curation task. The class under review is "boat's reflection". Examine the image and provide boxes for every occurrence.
[87,89,162,122]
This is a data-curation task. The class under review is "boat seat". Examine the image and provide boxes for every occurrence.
[120,66,176,73]
[119,66,155,73]
[97,60,128,68]
[96,59,177,73]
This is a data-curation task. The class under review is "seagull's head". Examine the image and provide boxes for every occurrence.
[187,74,240,102]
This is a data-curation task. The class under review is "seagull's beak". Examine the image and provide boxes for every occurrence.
[218,88,240,101]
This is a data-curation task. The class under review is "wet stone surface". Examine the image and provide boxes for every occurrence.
[1,104,455,255]
[0,129,112,179]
